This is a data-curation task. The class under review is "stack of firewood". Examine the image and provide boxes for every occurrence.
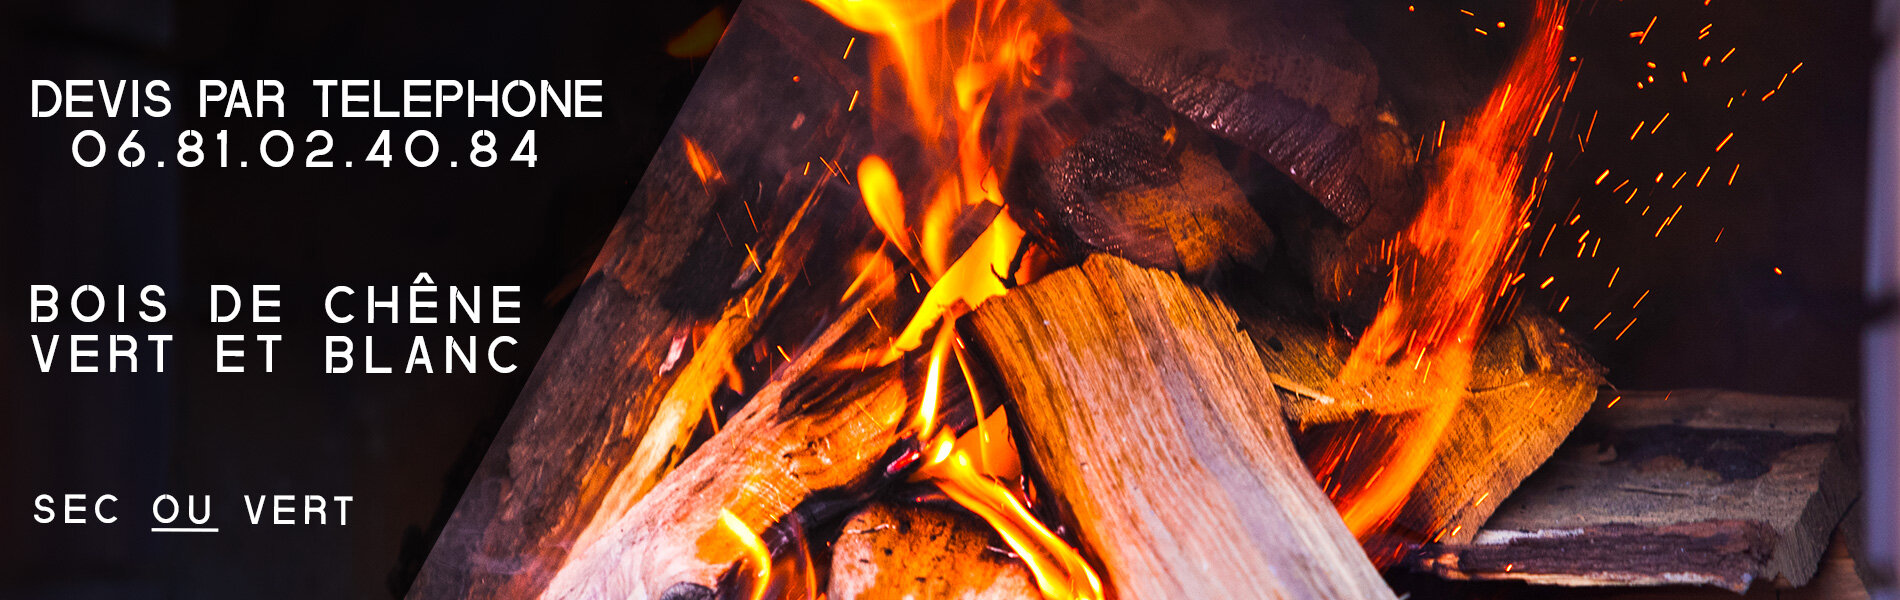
[404,0,1860,599]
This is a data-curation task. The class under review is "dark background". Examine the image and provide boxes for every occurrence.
[1,0,724,597]
[0,0,1875,598]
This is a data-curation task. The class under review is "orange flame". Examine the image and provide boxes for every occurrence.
[917,429,1104,600]
[665,8,730,59]
[719,508,772,600]
[807,1,1101,597]
[1323,0,1569,540]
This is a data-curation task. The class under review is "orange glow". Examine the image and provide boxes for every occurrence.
[907,321,958,435]
[882,211,1025,362]
[917,430,1104,600]
[665,8,729,59]
[1320,0,1569,540]
[805,1,1100,597]
[681,136,723,184]
[719,508,771,600]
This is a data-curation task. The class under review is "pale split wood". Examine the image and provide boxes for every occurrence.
[829,503,1040,600]
[971,255,1395,600]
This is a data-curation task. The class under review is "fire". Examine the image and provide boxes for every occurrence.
[1319,0,1570,540]
[806,0,1103,597]
[719,509,772,600]
[665,8,730,59]
[916,428,1104,600]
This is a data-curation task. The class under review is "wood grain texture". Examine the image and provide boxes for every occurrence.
[1242,307,1603,546]
[541,308,919,600]
[1416,390,1858,593]
[1022,106,1273,276]
[971,255,1395,600]
[829,503,1040,600]
[406,2,876,598]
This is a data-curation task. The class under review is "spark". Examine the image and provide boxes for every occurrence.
[1637,16,1657,44]
[1715,132,1734,152]
[1595,169,1611,185]
[1651,113,1669,134]
[1615,317,1638,340]
[1609,266,1620,287]
[1540,276,1555,289]
[1594,312,1613,330]
[1633,289,1650,307]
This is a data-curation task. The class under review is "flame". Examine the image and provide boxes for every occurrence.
[665,8,729,59]
[805,1,1101,597]
[682,136,724,184]
[1320,0,1569,540]
[916,429,1104,600]
[719,508,772,600]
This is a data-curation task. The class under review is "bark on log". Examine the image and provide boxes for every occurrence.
[1414,390,1859,593]
[1061,0,1410,229]
[1020,106,1275,276]
[970,255,1395,600]
[1239,306,1603,546]
[829,503,1040,600]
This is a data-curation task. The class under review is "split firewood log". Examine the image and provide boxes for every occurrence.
[1059,0,1432,318]
[829,502,1040,600]
[1016,106,1275,276]
[1235,304,1603,548]
[1059,0,1412,230]
[970,255,1396,600]
[1415,390,1858,593]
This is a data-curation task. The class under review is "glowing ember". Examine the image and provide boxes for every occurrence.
[1318,0,1570,540]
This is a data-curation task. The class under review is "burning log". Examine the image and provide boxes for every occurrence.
[829,502,1040,600]
[540,310,922,600]
[1020,106,1275,276]
[1059,0,1411,230]
[969,255,1396,600]
[1415,390,1858,593]
[1237,305,1604,550]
